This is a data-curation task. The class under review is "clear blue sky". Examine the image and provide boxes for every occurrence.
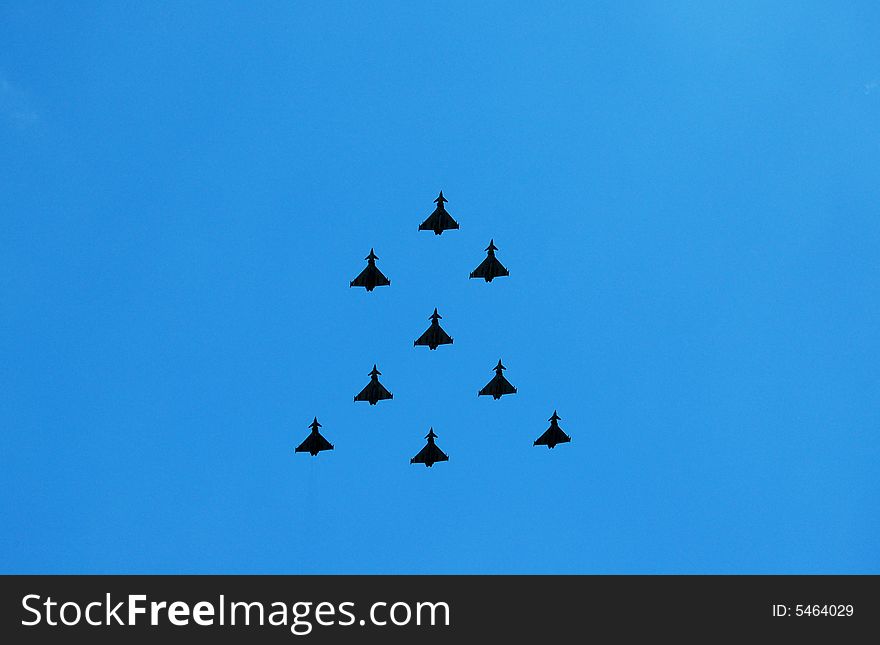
[1,2,878,573]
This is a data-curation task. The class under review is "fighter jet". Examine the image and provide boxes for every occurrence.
[410,428,449,467]
[295,417,334,456]
[478,359,517,400]
[414,308,454,350]
[418,191,459,235]
[469,239,509,282]
[350,248,390,291]
[354,364,393,405]
[533,410,571,449]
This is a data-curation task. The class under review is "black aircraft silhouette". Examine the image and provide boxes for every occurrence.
[418,191,459,235]
[533,410,571,449]
[350,248,390,291]
[469,239,509,282]
[354,364,393,405]
[478,359,517,400]
[414,308,454,350]
[295,417,334,456]
[410,428,449,467]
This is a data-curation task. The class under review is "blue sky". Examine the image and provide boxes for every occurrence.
[1,2,878,573]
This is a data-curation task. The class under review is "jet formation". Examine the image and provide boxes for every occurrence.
[299,191,571,464]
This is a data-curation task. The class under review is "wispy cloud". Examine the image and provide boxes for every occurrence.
[0,73,39,128]
[864,79,878,95]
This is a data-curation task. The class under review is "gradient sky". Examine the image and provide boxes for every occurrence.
[1,2,878,573]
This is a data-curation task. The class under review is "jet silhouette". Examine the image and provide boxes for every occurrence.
[469,239,509,282]
[478,359,517,399]
[533,410,571,449]
[410,428,449,467]
[295,417,334,456]
[418,191,459,235]
[414,308,454,350]
[350,248,391,291]
[354,364,393,405]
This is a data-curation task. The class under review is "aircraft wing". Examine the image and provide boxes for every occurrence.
[469,257,491,279]
[470,257,508,279]
[350,266,371,287]
[479,374,516,397]
[350,266,390,288]
[427,444,449,463]
[496,376,517,395]
[489,257,509,277]
[413,327,436,346]
[373,382,393,400]
[419,209,459,232]
[296,432,334,454]
[354,384,372,401]
[433,326,453,346]
[418,212,439,231]
[438,211,459,230]
[411,444,449,464]
[533,427,571,447]
[372,267,391,287]
[355,381,392,402]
